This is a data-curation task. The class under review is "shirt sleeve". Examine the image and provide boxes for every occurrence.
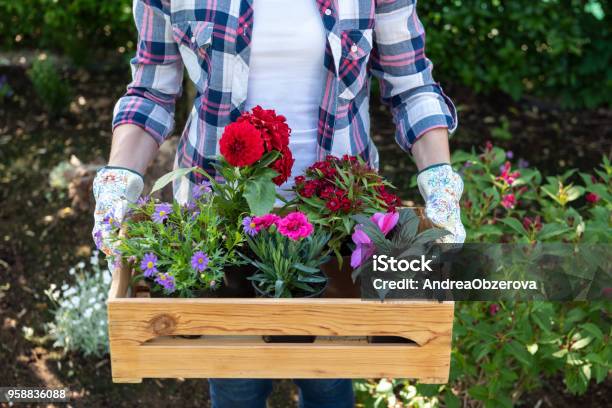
[370,0,457,152]
[112,0,184,145]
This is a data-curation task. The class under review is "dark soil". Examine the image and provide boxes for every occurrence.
[0,57,610,407]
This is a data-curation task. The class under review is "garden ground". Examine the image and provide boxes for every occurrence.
[0,56,610,407]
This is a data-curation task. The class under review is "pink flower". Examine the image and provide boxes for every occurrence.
[585,192,600,204]
[489,303,500,316]
[371,212,399,235]
[252,213,281,231]
[276,212,313,241]
[501,194,516,209]
[497,161,521,186]
[350,228,375,268]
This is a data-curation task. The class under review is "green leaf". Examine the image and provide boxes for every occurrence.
[500,217,527,236]
[243,177,277,215]
[151,166,198,194]
[580,323,603,341]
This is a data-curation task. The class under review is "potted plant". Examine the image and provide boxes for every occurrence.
[110,188,246,298]
[240,211,331,342]
[147,106,295,295]
[289,154,400,296]
[349,208,449,343]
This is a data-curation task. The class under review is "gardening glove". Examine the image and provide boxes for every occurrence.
[92,166,144,259]
[417,164,466,244]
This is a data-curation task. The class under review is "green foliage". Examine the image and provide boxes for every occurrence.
[43,251,110,357]
[419,0,612,107]
[357,146,611,406]
[27,58,72,115]
[0,0,135,63]
[244,227,331,298]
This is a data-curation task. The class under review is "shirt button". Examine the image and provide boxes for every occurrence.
[324,8,332,16]
[350,45,358,53]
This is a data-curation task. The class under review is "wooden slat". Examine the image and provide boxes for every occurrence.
[108,299,454,346]
[111,338,450,382]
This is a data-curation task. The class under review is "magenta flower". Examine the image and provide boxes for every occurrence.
[501,193,516,209]
[370,212,399,235]
[192,180,212,200]
[191,251,209,272]
[497,162,521,186]
[152,203,172,223]
[276,212,313,241]
[252,214,281,231]
[242,216,258,236]
[155,273,176,293]
[350,228,375,268]
[140,253,158,277]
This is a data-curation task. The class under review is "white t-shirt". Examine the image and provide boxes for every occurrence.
[244,0,327,195]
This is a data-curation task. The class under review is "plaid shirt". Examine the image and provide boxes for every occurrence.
[113,0,457,200]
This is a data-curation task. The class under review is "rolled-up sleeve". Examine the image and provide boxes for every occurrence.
[370,0,457,152]
[112,0,184,145]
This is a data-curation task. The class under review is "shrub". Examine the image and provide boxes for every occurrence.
[354,146,611,407]
[0,0,135,63]
[44,250,110,357]
[27,58,72,115]
[419,0,612,107]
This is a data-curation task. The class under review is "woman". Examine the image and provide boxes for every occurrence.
[93,0,465,406]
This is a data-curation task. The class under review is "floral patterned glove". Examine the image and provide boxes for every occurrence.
[92,167,144,257]
[417,164,466,244]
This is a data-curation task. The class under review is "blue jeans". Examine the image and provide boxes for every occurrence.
[208,379,354,408]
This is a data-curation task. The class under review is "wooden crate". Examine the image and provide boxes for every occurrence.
[107,209,454,383]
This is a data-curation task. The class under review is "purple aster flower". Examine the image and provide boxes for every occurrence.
[140,253,158,277]
[506,150,514,159]
[152,203,172,223]
[102,208,121,229]
[242,216,258,236]
[518,158,529,169]
[191,251,209,272]
[137,195,150,207]
[93,229,103,250]
[192,180,212,200]
[155,273,176,293]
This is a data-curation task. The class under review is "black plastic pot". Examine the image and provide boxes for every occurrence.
[220,264,256,297]
[252,276,328,343]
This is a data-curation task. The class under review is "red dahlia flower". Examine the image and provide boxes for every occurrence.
[219,121,265,167]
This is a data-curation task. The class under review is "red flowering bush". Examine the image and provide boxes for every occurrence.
[291,154,400,261]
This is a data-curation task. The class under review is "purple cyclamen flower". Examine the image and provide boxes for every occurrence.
[242,216,258,236]
[191,251,209,272]
[192,180,212,200]
[152,203,172,223]
[518,158,529,169]
[506,150,514,159]
[155,273,176,293]
[140,253,158,277]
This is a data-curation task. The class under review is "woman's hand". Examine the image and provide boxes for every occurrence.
[92,167,144,257]
[417,164,466,244]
